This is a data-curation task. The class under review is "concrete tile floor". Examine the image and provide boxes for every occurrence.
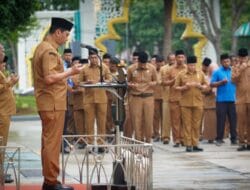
[6,118,250,189]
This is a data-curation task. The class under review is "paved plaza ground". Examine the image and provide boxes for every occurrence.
[5,116,250,189]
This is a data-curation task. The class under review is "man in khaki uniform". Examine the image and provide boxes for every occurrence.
[160,53,176,144]
[62,50,76,153]
[232,48,250,151]
[78,49,111,150]
[72,58,88,135]
[0,44,19,179]
[127,51,157,143]
[164,50,187,147]
[152,55,164,142]
[71,58,86,148]
[105,57,120,139]
[175,56,208,152]
[102,53,111,67]
[32,17,83,190]
[201,58,218,143]
[123,52,139,138]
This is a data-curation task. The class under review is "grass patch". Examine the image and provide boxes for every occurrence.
[15,94,37,115]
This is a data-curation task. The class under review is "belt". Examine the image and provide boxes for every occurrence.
[132,93,153,98]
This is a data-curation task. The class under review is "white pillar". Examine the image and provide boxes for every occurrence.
[17,38,27,92]
[80,0,96,58]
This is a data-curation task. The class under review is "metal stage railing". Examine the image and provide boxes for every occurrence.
[0,144,21,190]
[61,135,153,190]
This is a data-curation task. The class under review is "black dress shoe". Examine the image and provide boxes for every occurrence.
[186,146,192,152]
[63,146,71,154]
[5,174,14,183]
[247,145,250,150]
[153,137,160,142]
[193,146,203,152]
[78,143,86,149]
[231,140,238,145]
[163,140,169,145]
[208,140,214,144]
[173,143,180,147]
[42,182,74,190]
[98,147,106,153]
[237,145,247,151]
[215,140,223,146]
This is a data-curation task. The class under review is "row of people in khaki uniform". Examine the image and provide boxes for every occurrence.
[150,48,250,152]
[62,46,250,154]
[62,48,124,153]
[0,43,19,183]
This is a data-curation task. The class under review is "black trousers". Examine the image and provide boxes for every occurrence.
[216,102,237,141]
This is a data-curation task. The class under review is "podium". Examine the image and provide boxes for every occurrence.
[79,81,128,187]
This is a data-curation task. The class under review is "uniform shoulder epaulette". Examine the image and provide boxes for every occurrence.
[48,50,57,56]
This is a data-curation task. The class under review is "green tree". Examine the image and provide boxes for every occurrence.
[221,0,250,54]
[0,0,40,70]
[115,0,201,59]
[123,0,165,56]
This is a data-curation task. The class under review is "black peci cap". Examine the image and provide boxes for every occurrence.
[88,48,98,56]
[220,53,230,60]
[102,53,111,59]
[51,17,73,31]
[80,58,89,64]
[110,57,120,65]
[63,48,72,54]
[175,50,185,56]
[138,51,148,64]
[187,55,197,64]
[238,48,248,57]
[72,56,81,62]
[156,55,165,62]
[133,51,139,57]
[202,57,212,66]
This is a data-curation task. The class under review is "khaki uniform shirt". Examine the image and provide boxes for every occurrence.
[166,64,187,102]
[127,63,157,95]
[202,74,216,109]
[32,38,67,111]
[232,61,250,104]
[154,69,163,100]
[0,71,16,115]
[174,69,207,107]
[72,74,84,110]
[107,71,118,102]
[78,64,111,104]
[160,65,170,102]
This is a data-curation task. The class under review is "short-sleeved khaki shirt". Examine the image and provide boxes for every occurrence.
[160,64,170,101]
[0,71,16,115]
[165,64,187,102]
[32,38,67,111]
[127,63,157,95]
[232,61,250,104]
[78,64,111,104]
[174,69,207,107]
[154,70,163,99]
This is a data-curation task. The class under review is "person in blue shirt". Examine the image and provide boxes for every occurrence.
[210,53,237,146]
